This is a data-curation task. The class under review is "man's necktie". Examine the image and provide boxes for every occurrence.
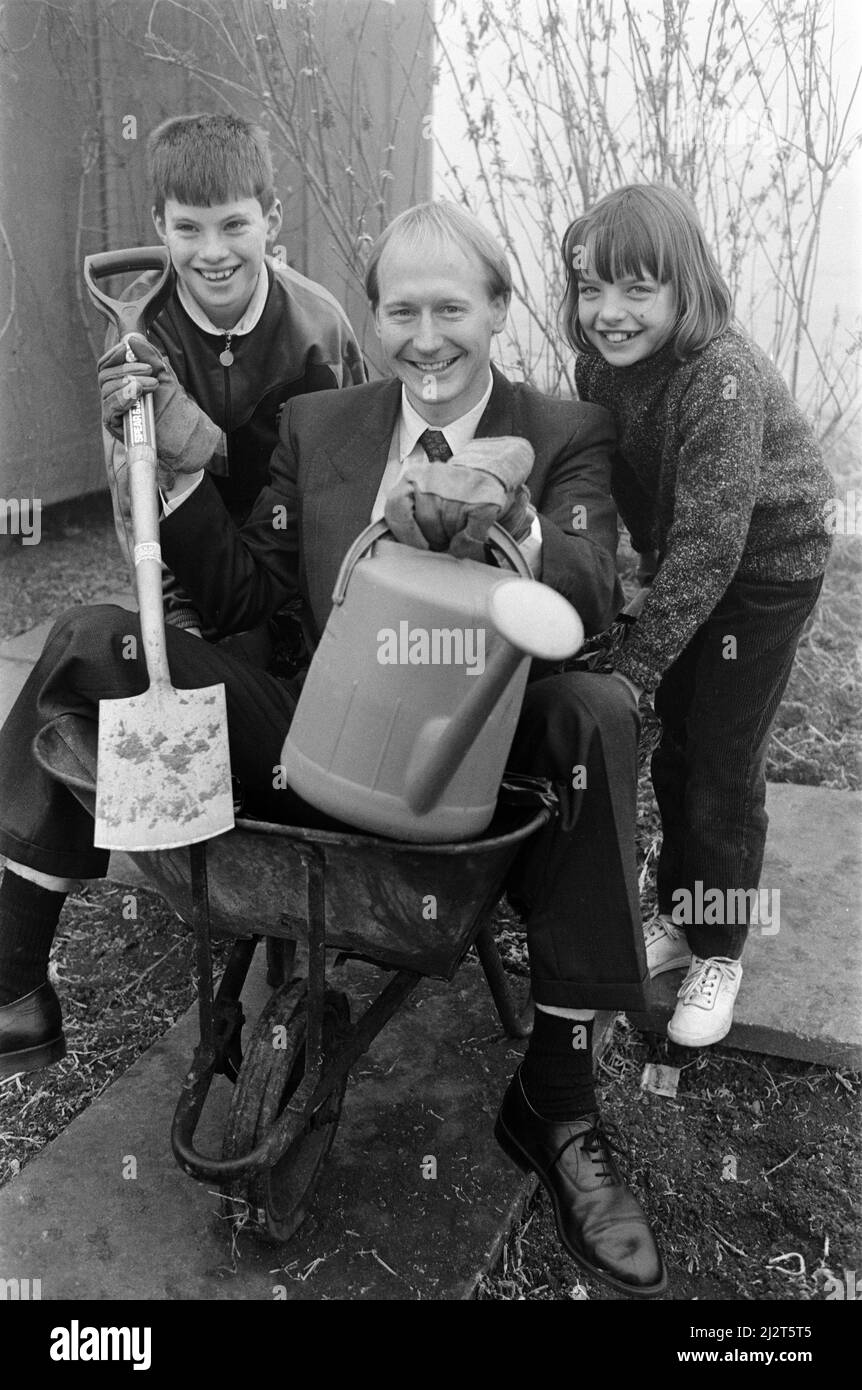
[418,427,453,462]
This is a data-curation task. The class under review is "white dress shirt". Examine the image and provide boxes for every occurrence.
[175,264,270,337]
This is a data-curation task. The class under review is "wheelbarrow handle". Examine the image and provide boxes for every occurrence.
[83,245,173,339]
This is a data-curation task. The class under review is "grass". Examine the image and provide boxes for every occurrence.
[0,881,230,1188]
[0,492,129,642]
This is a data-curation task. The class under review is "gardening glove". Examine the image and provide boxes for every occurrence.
[98,332,222,485]
[385,435,536,562]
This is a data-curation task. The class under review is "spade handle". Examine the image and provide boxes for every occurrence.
[123,389,172,689]
[83,246,175,690]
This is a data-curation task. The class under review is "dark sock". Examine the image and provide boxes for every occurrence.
[0,869,67,1004]
[520,1008,596,1121]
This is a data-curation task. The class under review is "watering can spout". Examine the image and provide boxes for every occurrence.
[404,577,584,816]
[404,643,523,814]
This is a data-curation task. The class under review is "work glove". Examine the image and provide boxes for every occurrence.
[98,332,222,485]
[384,435,536,561]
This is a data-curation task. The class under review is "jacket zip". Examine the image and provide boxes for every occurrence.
[222,332,232,472]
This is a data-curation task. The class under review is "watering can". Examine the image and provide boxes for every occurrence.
[279,521,584,842]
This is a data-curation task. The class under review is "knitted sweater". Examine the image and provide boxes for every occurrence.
[574,328,833,691]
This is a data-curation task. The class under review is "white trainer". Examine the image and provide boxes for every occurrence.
[667,955,743,1047]
[644,914,690,978]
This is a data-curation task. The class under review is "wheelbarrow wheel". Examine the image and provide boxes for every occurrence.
[220,978,350,1244]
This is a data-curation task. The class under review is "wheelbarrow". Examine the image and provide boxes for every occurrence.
[35,716,553,1244]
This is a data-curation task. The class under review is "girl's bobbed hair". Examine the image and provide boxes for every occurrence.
[559,183,732,360]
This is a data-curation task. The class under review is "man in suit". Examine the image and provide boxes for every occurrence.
[0,203,663,1297]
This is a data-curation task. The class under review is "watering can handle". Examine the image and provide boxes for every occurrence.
[331,520,532,605]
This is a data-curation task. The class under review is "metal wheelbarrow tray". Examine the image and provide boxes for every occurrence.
[139,786,552,1243]
[140,795,545,979]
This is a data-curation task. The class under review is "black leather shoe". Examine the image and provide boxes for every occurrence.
[0,982,66,1079]
[495,1067,666,1298]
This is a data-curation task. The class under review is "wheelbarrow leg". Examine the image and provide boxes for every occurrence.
[190,841,215,1056]
[188,842,255,1081]
[474,920,532,1039]
[266,937,297,989]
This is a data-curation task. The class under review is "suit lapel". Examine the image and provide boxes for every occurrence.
[304,379,401,631]
[475,365,516,438]
[324,378,402,485]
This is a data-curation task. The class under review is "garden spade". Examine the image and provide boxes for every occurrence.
[83,247,234,851]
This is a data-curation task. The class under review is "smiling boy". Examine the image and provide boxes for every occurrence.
[98,113,366,638]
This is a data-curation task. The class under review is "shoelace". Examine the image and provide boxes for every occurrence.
[552,1115,625,1184]
[678,957,740,1006]
[644,915,682,946]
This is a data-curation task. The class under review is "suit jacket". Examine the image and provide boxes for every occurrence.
[161,365,623,647]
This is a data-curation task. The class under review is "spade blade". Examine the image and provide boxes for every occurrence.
[94,681,234,852]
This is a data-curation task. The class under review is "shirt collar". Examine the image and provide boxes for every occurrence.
[176,263,270,337]
[398,371,494,460]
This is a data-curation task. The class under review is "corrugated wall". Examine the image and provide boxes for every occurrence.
[0,0,433,506]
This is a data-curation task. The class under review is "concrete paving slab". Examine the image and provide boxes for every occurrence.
[628,783,862,1068]
[0,591,136,663]
[0,591,136,725]
[0,950,541,1300]
[0,656,31,728]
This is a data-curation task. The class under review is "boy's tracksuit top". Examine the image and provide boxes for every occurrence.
[104,254,366,632]
[574,327,833,691]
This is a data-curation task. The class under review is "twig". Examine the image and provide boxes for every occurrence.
[358,1247,401,1280]
[769,734,810,762]
[762,1145,802,1178]
[0,216,17,344]
[115,938,182,995]
[708,1225,748,1258]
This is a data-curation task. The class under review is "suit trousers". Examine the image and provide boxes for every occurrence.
[0,605,648,1010]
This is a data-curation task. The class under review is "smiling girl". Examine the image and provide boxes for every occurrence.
[560,183,833,1047]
